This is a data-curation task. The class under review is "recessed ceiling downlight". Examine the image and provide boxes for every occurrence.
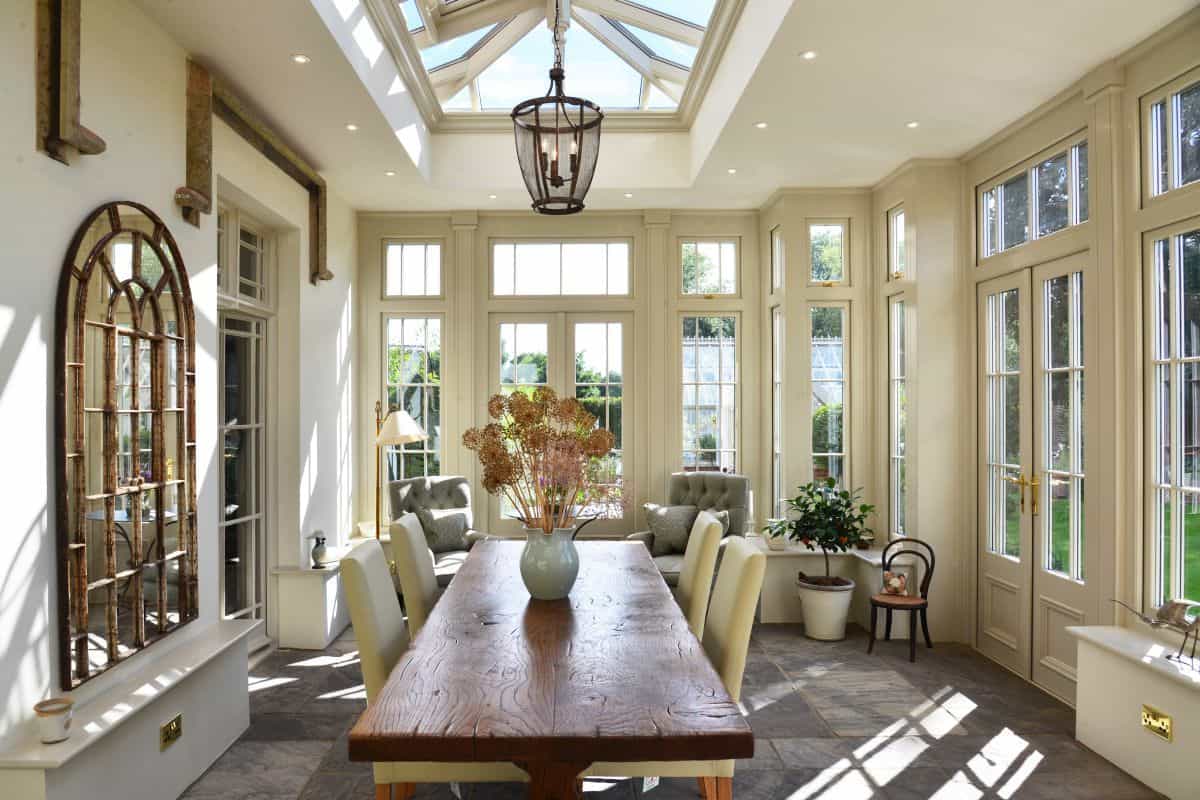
[906,121,920,129]
[384,170,396,176]
[727,168,737,175]
[754,121,768,129]
[345,123,359,132]
[624,192,634,199]
[291,53,311,64]
[800,50,818,60]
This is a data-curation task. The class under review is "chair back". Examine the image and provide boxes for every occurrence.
[668,472,750,536]
[677,510,724,637]
[701,537,765,703]
[881,538,936,599]
[341,539,409,702]
[391,512,439,636]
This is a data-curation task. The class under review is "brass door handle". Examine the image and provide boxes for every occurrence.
[1029,476,1040,516]
[1003,473,1028,513]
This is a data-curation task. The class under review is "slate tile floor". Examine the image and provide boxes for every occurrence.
[182,624,1163,800]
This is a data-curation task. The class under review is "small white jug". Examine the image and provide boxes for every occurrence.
[34,697,73,744]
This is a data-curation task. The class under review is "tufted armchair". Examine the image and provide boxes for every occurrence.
[387,476,487,587]
[629,471,750,585]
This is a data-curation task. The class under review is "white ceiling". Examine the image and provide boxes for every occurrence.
[136,0,1199,211]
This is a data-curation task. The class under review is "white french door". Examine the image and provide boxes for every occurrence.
[977,254,1098,703]
[487,312,632,537]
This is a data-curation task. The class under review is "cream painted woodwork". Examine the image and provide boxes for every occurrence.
[975,256,1101,703]
[356,210,762,541]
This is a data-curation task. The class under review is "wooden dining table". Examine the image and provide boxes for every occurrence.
[348,539,754,799]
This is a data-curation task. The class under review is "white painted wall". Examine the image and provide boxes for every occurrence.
[0,0,357,749]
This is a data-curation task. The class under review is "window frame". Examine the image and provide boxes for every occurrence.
[770,305,784,516]
[808,301,850,488]
[1141,65,1200,204]
[977,133,1090,261]
[888,205,907,282]
[678,237,740,298]
[1143,216,1200,609]
[679,312,741,473]
[888,296,907,537]
[382,313,445,483]
[489,238,633,298]
[382,238,445,300]
[216,206,274,312]
[770,226,784,292]
[807,219,850,287]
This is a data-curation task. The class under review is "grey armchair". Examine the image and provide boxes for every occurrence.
[387,475,487,587]
[629,471,750,585]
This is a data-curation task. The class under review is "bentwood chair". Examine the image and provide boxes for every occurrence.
[341,539,527,800]
[389,513,440,637]
[585,537,766,800]
[867,538,935,663]
[675,510,725,638]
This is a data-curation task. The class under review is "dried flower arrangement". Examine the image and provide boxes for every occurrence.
[463,387,621,534]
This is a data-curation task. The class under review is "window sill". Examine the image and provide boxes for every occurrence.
[1067,625,1200,693]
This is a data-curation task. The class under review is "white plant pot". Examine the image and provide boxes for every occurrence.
[797,577,856,641]
[765,535,788,551]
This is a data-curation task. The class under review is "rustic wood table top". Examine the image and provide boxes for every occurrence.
[348,539,753,799]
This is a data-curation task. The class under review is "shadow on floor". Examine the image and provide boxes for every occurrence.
[181,624,1163,800]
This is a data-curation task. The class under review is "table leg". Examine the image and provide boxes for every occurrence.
[517,761,590,800]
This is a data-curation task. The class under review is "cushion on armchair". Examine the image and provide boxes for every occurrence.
[417,507,470,554]
[388,476,475,554]
[644,503,699,556]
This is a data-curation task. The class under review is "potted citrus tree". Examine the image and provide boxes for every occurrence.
[764,478,874,640]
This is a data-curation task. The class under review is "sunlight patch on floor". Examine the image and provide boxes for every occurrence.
[247,675,297,693]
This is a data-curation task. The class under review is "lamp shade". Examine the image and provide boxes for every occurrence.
[376,409,427,446]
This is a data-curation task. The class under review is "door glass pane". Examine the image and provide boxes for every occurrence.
[1036,152,1069,237]
[986,288,1022,558]
[1179,82,1200,188]
[1042,271,1084,580]
[1183,232,1200,359]
[384,317,441,481]
[574,322,624,518]
[1002,173,1029,249]
[499,322,548,391]
[811,307,846,487]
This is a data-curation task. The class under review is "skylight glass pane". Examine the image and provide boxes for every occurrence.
[564,25,643,110]
[421,25,494,70]
[477,25,554,110]
[442,86,473,110]
[623,23,697,67]
[627,0,715,26]
[646,83,677,109]
[398,0,424,31]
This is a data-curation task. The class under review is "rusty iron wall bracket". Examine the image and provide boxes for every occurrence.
[175,61,213,227]
[37,0,107,164]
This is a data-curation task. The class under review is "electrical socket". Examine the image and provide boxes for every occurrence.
[161,713,183,750]
[1141,704,1172,742]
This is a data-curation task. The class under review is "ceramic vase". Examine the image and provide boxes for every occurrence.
[520,527,580,600]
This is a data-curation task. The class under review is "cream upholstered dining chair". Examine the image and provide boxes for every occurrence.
[585,537,765,800]
[675,510,725,638]
[390,513,440,637]
[341,539,527,800]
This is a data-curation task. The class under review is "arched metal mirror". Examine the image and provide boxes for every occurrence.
[55,201,198,689]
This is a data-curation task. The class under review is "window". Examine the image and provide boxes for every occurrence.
[681,315,737,472]
[771,307,784,516]
[493,241,629,296]
[575,322,625,517]
[499,321,549,395]
[889,207,907,280]
[384,317,442,479]
[385,241,442,297]
[1148,77,1200,197]
[810,222,846,284]
[220,314,266,622]
[1148,225,1200,605]
[981,139,1089,258]
[770,227,784,291]
[889,299,907,536]
[217,207,271,307]
[811,306,847,485]
[681,240,737,295]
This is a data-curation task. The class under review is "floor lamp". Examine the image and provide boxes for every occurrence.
[374,401,428,540]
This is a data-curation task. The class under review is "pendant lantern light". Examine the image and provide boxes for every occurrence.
[511,2,603,215]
